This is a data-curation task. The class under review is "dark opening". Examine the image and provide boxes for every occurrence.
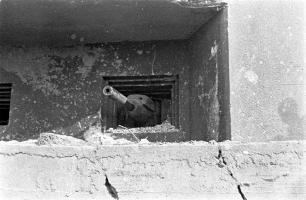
[103,75,179,129]
[105,88,111,93]
[0,83,12,125]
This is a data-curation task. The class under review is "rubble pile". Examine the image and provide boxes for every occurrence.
[37,132,87,146]
[83,125,133,145]
[106,120,183,143]
[109,120,179,135]
[34,120,182,146]
[36,127,135,146]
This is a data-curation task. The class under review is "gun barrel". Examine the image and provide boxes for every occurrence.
[103,86,134,111]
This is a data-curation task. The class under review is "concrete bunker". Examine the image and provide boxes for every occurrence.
[0,1,305,200]
[0,0,230,142]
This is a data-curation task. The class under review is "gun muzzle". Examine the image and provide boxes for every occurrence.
[103,86,134,111]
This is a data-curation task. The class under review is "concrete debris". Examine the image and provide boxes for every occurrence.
[106,120,183,142]
[108,120,179,134]
[209,140,217,145]
[117,125,140,142]
[35,119,181,145]
[139,138,150,144]
[83,125,102,144]
[83,126,133,145]
[100,136,133,145]
[82,120,180,144]
[37,132,87,146]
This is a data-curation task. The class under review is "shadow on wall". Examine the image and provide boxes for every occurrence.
[275,97,305,140]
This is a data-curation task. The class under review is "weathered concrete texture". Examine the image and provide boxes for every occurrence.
[0,41,191,140]
[0,0,222,46]
[0,1,229,142]
[1,0,305,143]
[226,0,306,141]
[37,132,87,146]
[189,7,229,141]
[0,140,305,199]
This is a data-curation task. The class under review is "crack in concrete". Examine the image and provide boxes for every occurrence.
[237,185,247,200]
[216,148,227,167]
[217,147,248,200]
[105,174,119,200]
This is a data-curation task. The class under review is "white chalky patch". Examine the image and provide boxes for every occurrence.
[244,70,258,84]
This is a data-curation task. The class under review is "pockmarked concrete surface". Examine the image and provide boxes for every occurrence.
[0,140,305,200]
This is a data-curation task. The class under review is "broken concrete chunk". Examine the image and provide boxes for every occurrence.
[108,120,184,142]
[83,126,134,145]
[83,126,103,144]
[209,140,217,145]
[139,138,150,144]
[37,132,87,146]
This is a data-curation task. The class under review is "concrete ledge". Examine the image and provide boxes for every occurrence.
[0,140,305,199]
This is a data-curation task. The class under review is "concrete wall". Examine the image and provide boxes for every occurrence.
[0,140,304,199]
[189,7,230,141]
[1,0,305,142]
[226,0,306,141]
[0,41,191,140]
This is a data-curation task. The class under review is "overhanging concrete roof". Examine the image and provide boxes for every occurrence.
[0,0,225,46]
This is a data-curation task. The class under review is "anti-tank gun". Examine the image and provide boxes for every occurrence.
[103,86,157,128]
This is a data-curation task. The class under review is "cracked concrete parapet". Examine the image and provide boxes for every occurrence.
[0,140,305,200]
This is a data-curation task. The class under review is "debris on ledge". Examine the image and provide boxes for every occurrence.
[37,132,87,146]
[83,126,134,145]
[109,120,178,134]
[34,118,184,146]
[106,120,184,142]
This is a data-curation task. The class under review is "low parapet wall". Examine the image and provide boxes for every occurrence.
[0,140,305,200]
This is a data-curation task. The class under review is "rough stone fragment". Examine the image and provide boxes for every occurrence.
[83,125,134,145]
[108,120,185,142]
[37,132,86,146]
